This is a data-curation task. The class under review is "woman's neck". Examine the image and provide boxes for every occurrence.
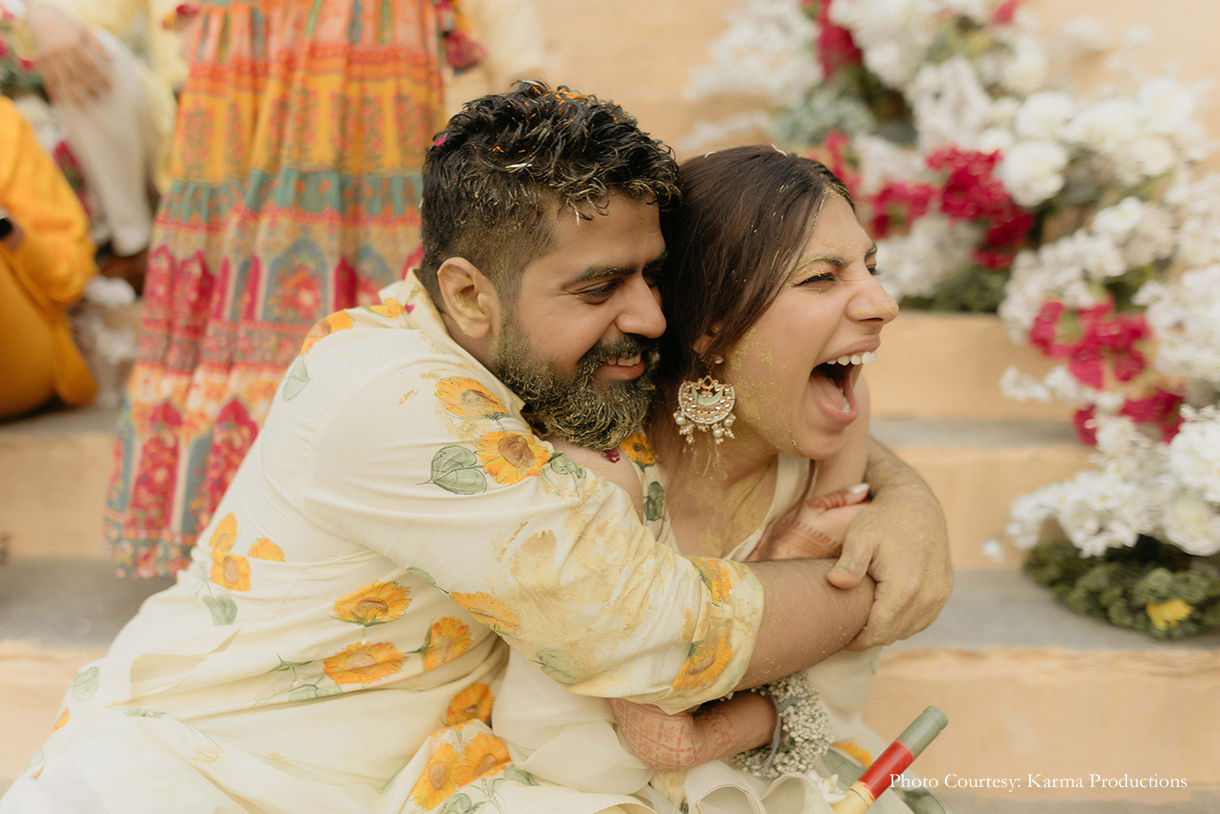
[653,416,782,559]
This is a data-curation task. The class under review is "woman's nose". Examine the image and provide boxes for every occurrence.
[850,275,898,325]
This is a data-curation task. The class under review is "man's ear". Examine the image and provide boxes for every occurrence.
[436,258,500,340]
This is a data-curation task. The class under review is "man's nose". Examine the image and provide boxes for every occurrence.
[617,274,666,339]
[850,275,898,325]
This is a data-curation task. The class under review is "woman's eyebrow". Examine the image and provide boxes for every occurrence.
[799,244,879,269]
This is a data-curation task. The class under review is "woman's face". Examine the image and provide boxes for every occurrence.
[724,194,897,461]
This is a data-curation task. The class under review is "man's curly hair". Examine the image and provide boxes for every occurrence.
[419,81,681,306]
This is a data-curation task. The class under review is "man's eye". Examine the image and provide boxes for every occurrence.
[581,281,618,298]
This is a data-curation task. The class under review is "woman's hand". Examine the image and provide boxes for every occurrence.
[27,6,112,106]
[751,485,871,562]
[611,693,776,772]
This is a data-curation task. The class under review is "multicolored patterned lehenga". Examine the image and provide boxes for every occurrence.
[104,0,463,576]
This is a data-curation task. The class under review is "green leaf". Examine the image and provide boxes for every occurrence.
[429,445,487,495]
[70,666,100,701]
[270,657,313,672]
[533,648,581,687]
[499,765,540,787]
[547,452,585,478]
[437,793,482,814]
[643,481,665,522]
[203,593,238,626]
[282,359,311,401]
[24,748,43,774]
[407,567,437,587]
[123,707,167,718]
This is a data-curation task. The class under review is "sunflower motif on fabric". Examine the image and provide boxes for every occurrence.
[208,512,238,554]
[297,310,354,357]
[672,628,734,693]
[210,554,250,591]
[421,617,473,670]
[411,742,462,810]
[833,740,874,767]
[322,641,407,686]
[333,581,412,627]
[52,708,69,733]
[367,297,406,319]
[444,682,495,726]
[435,377,509,420]
[458,732,511,786]
[689,557,734,606]
[449,591,522,636]
[475,431,549,485]
[248,538,285,562]
[620,432,656,468]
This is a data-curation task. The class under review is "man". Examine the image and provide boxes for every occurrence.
[1,82,950,813]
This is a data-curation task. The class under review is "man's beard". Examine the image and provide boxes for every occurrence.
[493,319,657,452]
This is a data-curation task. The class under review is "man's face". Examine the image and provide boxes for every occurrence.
[492,195,667,450]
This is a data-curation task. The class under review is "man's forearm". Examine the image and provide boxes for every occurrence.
[737,559,874,689]
[864,436,925,494]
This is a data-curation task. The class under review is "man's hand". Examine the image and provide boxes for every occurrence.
[28,6,112,106]
[829,438,952,649]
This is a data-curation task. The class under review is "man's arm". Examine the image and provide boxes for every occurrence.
[829,437,952,649]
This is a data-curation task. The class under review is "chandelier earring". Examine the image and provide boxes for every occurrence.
[674,356,736,445]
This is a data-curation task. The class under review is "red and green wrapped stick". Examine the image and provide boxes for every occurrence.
[831,707,948,813]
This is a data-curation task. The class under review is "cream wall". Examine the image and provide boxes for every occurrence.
[452,0,1220,164]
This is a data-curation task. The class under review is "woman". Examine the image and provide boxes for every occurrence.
[492,146,916,813]
[101,0,449,577]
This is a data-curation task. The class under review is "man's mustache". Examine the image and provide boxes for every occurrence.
[579,336,657,371]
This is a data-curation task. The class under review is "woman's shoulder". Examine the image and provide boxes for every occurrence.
[547,437,646,519]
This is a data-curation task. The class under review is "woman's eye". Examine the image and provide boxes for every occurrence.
[799,273,835,286]
[868,266,881,277]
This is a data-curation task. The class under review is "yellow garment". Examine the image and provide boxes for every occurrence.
[0,97,96,417]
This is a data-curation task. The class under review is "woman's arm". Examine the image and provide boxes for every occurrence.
[611,692,777,772]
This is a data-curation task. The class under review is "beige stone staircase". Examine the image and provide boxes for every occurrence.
[2,311,1217,810]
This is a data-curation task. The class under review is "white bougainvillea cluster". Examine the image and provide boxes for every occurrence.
[689,0,1220,581]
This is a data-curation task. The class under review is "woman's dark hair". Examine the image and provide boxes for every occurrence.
[651,146,853,443]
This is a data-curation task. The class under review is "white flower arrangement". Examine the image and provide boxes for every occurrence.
[690,0,1220,634]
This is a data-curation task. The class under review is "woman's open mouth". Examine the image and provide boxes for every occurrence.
[809,351,877,423]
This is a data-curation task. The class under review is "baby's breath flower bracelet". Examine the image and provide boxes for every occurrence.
[729,672,831,779]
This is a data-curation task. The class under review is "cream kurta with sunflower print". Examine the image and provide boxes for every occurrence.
[3,273,764,814]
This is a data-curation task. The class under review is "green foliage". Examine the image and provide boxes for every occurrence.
[901,266,1010,313]
[1024,537,1220,640]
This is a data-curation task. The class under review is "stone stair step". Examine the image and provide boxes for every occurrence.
[870,419,1090,569]
[867,312,1072,422]
[0,409,1089,566]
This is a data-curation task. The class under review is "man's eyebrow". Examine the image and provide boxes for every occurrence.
[568,252,668,285]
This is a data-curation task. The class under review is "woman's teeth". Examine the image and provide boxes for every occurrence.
[826,350,878,366]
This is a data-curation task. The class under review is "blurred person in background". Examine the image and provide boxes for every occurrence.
[15,0,186,287]
[103,0,543,578]
[0,95,96,418]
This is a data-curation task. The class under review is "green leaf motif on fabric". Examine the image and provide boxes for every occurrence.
[429,445,487,495]
[644,481,665,522]
[24,748,43,775]
[282,358,310,401]
[547,452,586,478]
[70,666,100,701]
[123,708,167,718]
[287,683,343,702]
[499,765,540,787]
[203,593,238,626]
[407,567,438,587]
[437,792,482,814]
[269,657,313,673]
[532,648,581,687]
